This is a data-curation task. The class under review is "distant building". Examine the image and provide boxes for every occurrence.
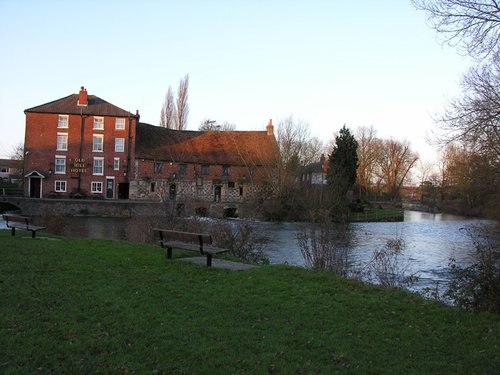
[22,87,278,216]
[301,154,328,185]
[0,159,22,184]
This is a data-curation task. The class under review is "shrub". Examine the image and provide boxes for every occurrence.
[445,225,500,313]
[361,238,419,289]
[210,219,271,264]
[297,210,352,276]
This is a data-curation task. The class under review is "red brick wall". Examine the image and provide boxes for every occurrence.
[24,112,136,198]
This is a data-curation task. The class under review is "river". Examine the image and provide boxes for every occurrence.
[1,210,494,297]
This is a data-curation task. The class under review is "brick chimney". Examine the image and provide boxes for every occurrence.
[266,119,274,135]
[78,86,88,106]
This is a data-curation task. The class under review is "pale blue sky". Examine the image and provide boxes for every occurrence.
[0,0,470,161]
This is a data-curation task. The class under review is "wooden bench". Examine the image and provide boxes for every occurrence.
[154,228,228,267]
[2,214,47,238]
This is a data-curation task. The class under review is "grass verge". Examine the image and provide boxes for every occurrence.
[0,230,498,374]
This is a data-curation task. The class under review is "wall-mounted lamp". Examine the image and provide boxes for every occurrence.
[48,168,53,175]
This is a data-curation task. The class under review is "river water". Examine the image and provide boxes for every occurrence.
[1,210,494,297]
[253,211,493,295]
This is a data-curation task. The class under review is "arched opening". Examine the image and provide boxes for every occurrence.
[223,207,238,218]
[195,207,208,217]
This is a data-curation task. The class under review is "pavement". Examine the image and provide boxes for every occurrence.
[179,257,256,270]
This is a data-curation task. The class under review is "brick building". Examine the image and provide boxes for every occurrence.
[132,122,277,215]
[24,87,138,199]
[23,87,278,215]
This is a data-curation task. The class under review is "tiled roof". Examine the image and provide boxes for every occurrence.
[136,123,278,166]
[24,94,136,118]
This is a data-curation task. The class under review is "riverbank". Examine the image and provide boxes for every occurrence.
[1,231,498,374]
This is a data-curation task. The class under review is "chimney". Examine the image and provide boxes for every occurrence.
[78,86,88,106]
[266,119,274,135]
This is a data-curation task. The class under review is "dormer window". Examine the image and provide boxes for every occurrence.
[93,117,104,130]
[222,165,230,176]
[58,115,69,128]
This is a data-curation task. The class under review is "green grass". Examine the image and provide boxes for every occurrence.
[350,208,404,222]
[0,231,498,374]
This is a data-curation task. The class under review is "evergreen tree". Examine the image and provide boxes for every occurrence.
[327,126,358,215]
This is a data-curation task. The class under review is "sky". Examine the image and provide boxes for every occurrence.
[0,0,471,163]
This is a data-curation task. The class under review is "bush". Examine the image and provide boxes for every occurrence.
[297,210,352,276]
[361,238,419,289]
[445,225,500,313]
[210,219,271,264]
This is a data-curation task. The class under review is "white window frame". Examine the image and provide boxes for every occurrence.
[54,180,67,192]
[115,118,125,130]
[56,132,68,151]
[93,157,104,175]
[54,155,66,174]
[91,181,103,193]
[93,134,104,152]
[58,115,69,128]
[93,116,104,130]
[113,157,120,171]
[115,138,125,152]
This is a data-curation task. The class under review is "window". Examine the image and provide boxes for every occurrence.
[196,176,203,186]
[91,181,103,193]
[113,157,120,171]
[93,157,104,175]
[179,164,187,176]
[228,181,235,188]
[154,161,163,174]
[0,167,8,173]
[54,180,66,192]
[93,116,104,130]
[56,133,68,151]
[55,156,66,174]
[115,138,125,152]
[92,134,104,152]
[202,165,209,175]
[115,118,125,130]
[58,115,69,128]
[222,165,230,176]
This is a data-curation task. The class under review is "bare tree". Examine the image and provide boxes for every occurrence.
[435,61,500,173]
[9,143,24,176]
[355,126,382,195]
[412,0,500,60]
[175,74,189,130]
[160,86,176,129]
[375,139,419,200]
[198,119,236,131]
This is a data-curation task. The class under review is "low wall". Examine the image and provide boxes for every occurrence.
[0,197,268,219]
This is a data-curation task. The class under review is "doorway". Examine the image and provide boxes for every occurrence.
[105,178,114,199]
[29,177,42,198]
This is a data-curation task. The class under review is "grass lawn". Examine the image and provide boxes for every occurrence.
[0,230,498,374]
[349,208,404,222]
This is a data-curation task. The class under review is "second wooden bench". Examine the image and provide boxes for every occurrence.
[154,228,228,267]
[2,214,47,238]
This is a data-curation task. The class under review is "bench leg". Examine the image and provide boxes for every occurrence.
[206,254,212,267]
[11,228,15,236]
[166,247,173,259]
[32,231,36,239]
